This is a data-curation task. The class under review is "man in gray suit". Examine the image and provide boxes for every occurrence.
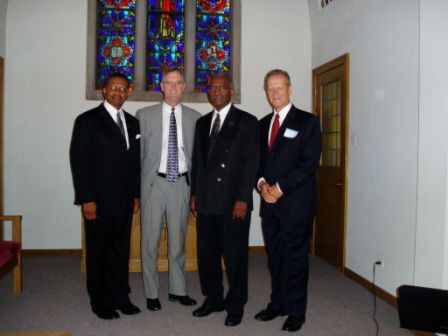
[136,68,201,311]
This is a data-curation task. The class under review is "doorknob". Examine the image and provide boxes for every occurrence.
[335,180,343,197]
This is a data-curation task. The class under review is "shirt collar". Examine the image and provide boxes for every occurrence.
[214,102,232,120]
[273,102,292,124]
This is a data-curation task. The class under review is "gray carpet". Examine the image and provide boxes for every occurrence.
[0,253,411,336]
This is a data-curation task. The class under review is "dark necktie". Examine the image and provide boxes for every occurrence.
[166,107,179,183]
[116,110,126,139]
[269,113,280,151]
[208,112,220,160]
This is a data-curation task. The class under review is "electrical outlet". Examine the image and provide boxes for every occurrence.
[375,260,384,268]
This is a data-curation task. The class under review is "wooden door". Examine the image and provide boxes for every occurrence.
[312,54,349,270]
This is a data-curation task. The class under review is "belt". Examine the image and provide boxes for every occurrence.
[157,172,188,178]
[157,171,190,186]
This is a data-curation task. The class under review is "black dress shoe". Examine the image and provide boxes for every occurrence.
[117,302,141,315]
[254,307,281,321]
[282,315,305,332]
[192,303,224,317]
[146,298,161,311]
[168,293,197,306]
[225,312,243,327]
[93,308,120,320]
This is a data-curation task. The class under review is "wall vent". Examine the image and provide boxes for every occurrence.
[318,0,334,10]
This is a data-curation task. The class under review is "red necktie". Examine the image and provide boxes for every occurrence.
[269,113,280,151]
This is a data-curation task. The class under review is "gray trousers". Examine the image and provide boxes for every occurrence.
[141,175,190,299]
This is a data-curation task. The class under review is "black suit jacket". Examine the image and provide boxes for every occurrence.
[191,105,259,215]
[258,105,322,221]
[70,103,140,215]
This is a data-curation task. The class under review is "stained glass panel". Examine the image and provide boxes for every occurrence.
[96,0,136,89]
[195,0,232,92]
[146,0,185,91]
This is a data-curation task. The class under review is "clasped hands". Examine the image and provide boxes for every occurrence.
[259,181,283,204]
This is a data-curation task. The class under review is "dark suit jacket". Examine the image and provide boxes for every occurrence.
[191,105,259,215]
[70,103,140,215]
[258,105,322,221]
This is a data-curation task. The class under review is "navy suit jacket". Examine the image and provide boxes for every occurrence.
[258,105,322,221]
[191,105,259,215]
[70,103,140,216]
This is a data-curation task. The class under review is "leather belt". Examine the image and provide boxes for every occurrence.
[157,172,188,178]
[157,171,190,185]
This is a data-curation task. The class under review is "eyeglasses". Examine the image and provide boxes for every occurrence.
[162,80,184,86]
[108,85,129,93]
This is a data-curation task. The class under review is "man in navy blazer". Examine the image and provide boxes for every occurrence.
[190,74,259,327]
[70,73,141,320]
[255,69,322,332]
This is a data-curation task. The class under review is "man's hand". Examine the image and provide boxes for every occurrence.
[189,196,198,217]
[232,201,248,220]
[82,201,97,220]
[259,181,277,204]
[133,198,141,214]
[268,184,283,200]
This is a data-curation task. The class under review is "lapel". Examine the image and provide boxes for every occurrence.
[207,105,239,167]
[266,106,297,167]
[200,112,213,165]
[123,110,136,149]
[181,105,191,158]
[152,104,163,156]
[98,104,127,149]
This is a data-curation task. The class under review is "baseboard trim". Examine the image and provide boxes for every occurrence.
[22,249,82,257]
[22,247,265,257]
[343,267,397,307]
[344,267,436,336]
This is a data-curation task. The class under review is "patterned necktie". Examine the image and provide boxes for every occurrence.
[116,110,126,139]
[208,112,220,160]
[166,107,179,183]
[269,113,280,151]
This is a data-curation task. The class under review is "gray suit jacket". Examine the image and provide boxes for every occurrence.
[136,103,201,200]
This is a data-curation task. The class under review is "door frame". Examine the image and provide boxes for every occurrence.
[0,57,4,238]
[311,53,350,270]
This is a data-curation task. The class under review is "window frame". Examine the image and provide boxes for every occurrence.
[86,0,241,103]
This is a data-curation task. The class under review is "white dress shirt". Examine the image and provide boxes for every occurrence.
[158,103,187,174]
[209,102,232,135]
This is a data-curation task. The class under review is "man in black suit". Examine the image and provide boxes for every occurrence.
[255,69,322,332]
[190,74,259,327]
[70,73,141,320]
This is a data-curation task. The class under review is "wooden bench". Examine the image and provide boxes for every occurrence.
[0,215,22,294]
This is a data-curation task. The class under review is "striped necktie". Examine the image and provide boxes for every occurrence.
[166,107,179,183]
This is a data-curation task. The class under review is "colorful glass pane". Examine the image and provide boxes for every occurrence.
[96,1,136,89]
[195,0,232,92]
[146,0,185,91]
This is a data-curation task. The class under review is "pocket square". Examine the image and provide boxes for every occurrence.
[136,134,141,139]
[284,128,299,138]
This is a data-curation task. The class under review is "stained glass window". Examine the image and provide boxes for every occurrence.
[195,0,232,93]
[146,0,185,91]
[96,0,136,89]
[88,0,240,102]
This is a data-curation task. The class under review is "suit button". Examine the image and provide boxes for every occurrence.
[217,178,221,182]
[221,163,225,168]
